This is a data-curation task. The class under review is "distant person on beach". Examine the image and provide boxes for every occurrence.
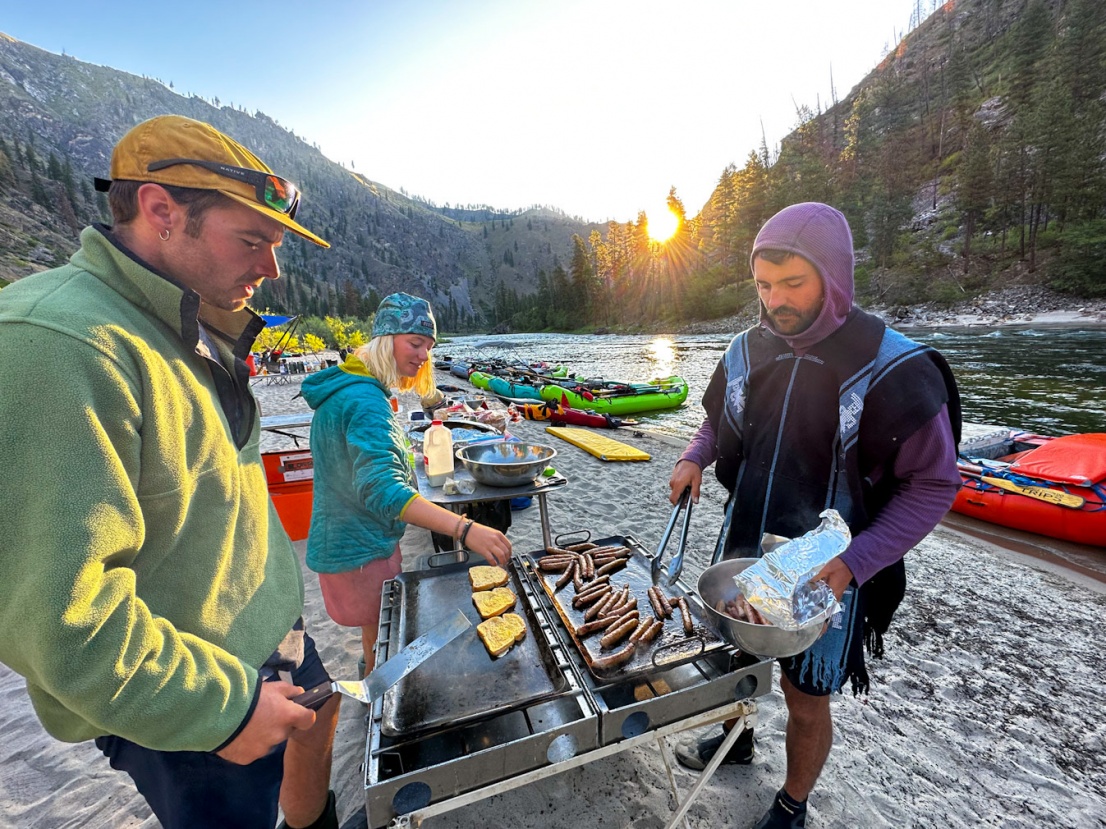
[0,115,340,829]
[668,202,962,828]
[301,292,511,675]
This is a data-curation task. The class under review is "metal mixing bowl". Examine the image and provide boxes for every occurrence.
[697,558,824,658]
[455,441,557,487]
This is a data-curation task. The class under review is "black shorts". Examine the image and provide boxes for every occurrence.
[778,584,864,696]
[95,622,331,829]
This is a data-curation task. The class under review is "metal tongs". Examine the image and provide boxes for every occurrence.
[652,486,693,586]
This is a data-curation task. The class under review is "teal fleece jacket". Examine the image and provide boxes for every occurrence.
[0,227,303,751]
[301,356,419,574]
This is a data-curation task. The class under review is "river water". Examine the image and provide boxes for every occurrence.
[439,326,1106,439]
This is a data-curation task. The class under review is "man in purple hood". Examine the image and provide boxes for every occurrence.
[670,203,961,828]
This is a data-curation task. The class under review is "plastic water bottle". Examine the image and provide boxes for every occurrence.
[424,420,454,488]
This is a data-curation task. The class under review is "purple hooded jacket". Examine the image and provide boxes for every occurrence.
[680,203,959,586]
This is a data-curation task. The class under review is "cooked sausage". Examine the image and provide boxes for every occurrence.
[657,589,673,618]
[572,559,585,592]
[673,596,694,634]
[595,557,629,577]
[603,597,637,620]
[576,616,616,637]
[572,579,610,603]
[600,586,630,617]
[591,546,631,560]
[574,574,609,595]
[641,619,664,642]
[584,589,619,621]
[591,641,635,671]
[582,553,595,580]
[537,558,573,572]
[554,560,575,592]
[566,542,597,553]
[573,585,611,609]
[600,617,638,649]
[604,609,638,631]
[628,618,653,644]
[545,545,574,556]
[583,544,624,556]
[647,586,667,621]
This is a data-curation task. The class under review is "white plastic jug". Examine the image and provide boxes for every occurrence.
[424,420,454,487]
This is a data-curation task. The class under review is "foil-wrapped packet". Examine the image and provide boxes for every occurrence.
[733,510,850,630]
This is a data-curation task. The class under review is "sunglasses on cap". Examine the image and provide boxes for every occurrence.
[146,158,301,219]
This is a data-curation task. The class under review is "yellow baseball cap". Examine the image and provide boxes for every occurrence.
[95,115,329,248]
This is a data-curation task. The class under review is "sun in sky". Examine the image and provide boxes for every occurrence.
[647,206,680,243]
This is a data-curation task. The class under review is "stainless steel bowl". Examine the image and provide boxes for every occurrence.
[455,441,557,487]
[697,558,824,658]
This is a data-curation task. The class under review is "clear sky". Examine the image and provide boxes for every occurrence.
[4,0,925,223]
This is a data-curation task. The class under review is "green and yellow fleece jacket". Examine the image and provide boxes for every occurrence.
[0,226,303,752]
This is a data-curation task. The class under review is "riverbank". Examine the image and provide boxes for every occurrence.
[674,285,1106,336]
[2,373,1102,828]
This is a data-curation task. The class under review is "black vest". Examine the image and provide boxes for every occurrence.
[703,311,961,662]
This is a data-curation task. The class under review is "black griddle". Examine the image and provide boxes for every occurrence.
[380,558,569,738]
[521,534,726,683]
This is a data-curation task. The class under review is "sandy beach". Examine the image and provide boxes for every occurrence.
[1,369,1104,829]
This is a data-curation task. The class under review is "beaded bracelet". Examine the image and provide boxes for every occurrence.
[459,519,475,549]
[452,512,467,540]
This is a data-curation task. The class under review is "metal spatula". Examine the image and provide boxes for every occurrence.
[293,609,471,709]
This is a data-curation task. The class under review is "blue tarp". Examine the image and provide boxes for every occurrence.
[261,314,296,327]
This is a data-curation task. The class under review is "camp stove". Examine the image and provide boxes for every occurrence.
[361,538,773,828]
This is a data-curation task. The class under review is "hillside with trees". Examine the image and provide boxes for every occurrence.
[568,0,1105,332]
[2,0,1103,335]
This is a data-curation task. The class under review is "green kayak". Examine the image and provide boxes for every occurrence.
[538,375,688,415]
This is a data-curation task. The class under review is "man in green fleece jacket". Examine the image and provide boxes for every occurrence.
[0,116,339,829]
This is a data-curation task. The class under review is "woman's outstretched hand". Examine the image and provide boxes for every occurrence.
[464,522,512,566]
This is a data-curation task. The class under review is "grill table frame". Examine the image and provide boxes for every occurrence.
[361,542,774,829]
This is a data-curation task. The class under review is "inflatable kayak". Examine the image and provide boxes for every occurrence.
[487,373,544,400]
[539,375,688,416]
[468,370,491,390]
[953,429,1106,546]
[515,400,635,429]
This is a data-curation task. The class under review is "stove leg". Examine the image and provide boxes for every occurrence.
[662,708,754,829]
[538,493,552,549]
[654,735,692,829]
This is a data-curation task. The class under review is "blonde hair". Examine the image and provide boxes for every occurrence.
[354,335,436,397]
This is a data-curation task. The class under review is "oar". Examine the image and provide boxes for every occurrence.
[960,468,1085,509]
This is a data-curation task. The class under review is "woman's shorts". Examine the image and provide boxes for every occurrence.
[318,545,403,627]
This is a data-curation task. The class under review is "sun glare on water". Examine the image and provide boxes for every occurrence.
[647,207,679,243]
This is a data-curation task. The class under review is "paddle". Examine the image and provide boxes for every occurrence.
[960,468,1085,509]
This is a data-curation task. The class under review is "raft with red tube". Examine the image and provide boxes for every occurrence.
[953,431,1106,546]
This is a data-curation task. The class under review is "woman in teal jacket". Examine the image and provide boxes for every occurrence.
[302,293,510,674]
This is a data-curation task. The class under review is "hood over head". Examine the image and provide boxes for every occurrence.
[750,202,855,351]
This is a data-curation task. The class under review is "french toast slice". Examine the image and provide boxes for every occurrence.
[469,565,509,592]
[472,587,517,619]
[477,612,527,657]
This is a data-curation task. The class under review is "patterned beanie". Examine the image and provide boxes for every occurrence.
[371,293,437,341]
